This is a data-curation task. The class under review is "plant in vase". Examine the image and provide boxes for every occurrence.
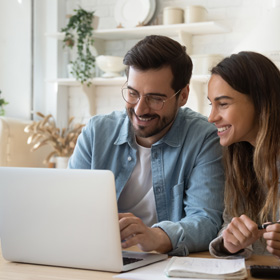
[61,7,96,86]
[0,90,8,116]
[24,112,85,167]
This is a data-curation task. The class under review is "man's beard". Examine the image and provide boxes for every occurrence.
[126,107,178,139]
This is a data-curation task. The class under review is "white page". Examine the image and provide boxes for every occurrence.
[114,259,219,280]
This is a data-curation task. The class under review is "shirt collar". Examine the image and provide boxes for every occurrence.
[153,109,183,148]
[114,115,135,147]
[114,109,184,148]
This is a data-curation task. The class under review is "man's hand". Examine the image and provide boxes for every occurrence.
[263,222,280,258]
[118,213,172,254]
[222,214,263,254]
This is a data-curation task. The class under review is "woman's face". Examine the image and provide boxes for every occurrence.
[208,74,258,147]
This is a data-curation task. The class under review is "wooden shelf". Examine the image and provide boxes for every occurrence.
[46,77,126,86]
[47,75,209,86]
[45,21,230,41]
[92,21,230,40]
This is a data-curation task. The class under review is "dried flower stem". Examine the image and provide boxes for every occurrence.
[24,112,84,164]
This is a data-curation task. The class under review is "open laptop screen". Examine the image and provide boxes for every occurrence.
[0,167,167,272]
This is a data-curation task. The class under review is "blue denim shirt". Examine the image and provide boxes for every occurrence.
[69,107,225,256]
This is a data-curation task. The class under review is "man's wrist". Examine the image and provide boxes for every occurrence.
[151,227,172,254]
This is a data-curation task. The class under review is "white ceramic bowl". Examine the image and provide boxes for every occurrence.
[96,55,126,78]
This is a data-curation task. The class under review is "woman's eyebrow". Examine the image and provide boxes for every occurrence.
[213,95,233,101]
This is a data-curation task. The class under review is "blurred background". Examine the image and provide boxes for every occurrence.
[1,0,279,128]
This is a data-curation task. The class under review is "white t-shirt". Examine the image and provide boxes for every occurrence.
[118,143,157,227]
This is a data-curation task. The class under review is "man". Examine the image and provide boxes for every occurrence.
[69,35,224,256]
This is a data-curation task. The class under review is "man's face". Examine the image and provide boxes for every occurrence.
[125,66,187,147]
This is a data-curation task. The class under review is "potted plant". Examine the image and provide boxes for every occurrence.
[24,112,85,167]
[0,90,8,116]
[61,7,96,86]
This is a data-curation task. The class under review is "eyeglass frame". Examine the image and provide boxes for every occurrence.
[121,83,182,111]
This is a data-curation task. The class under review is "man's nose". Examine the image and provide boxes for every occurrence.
[134,96,150,115]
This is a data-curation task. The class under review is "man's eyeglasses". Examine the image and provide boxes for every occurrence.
[121,86,181,111]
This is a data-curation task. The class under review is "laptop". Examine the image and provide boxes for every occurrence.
[0,167,168,272]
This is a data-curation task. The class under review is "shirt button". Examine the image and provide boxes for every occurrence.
[156,187,162,193]
[127,156,132,161]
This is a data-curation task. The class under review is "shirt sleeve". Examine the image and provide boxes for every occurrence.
[68,122,93,169]
[209,210,253,259]
[209,235,253,259]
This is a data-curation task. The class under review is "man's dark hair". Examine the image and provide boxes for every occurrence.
[123,35,192,92]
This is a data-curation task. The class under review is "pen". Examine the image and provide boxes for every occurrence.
[258,222,280,230]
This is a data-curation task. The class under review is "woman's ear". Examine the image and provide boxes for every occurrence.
[179,84,189,107]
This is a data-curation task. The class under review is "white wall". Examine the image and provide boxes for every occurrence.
[1,0,279,122]
[74,0,267,56]
[0,0,32,120]
[62,0,272,123]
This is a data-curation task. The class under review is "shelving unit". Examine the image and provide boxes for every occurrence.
[47,77,126,86]
[93,21,230,40]
[46,21,229,126]
[46,21,230,54]
[47,75,210,86]
[46,21,230,40]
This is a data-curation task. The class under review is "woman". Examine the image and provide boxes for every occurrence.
[207,51,280,259]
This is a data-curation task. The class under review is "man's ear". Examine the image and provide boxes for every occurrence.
[179,84,189,107]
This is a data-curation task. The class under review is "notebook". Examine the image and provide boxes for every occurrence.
[0,167,167,272]
[164,257,247,279]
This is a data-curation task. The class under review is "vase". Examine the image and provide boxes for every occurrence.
[55,156,69,169]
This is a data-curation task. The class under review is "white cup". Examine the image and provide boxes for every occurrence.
[163,7,184,25]
[184,5,207,23]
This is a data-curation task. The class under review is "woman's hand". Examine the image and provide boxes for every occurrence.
[263,222,280,258]
[222,214,263,254]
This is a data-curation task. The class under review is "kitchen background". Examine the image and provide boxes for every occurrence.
[1,0,279,128]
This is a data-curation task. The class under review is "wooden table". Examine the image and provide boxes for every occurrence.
[0,244,279,279]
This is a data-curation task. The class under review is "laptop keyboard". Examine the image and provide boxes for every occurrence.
[123,257,143,265]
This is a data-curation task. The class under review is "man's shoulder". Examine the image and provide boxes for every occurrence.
[84,110,129,137]
[163,108,217,148]
[178,107,215,131]
[89,110,127,126]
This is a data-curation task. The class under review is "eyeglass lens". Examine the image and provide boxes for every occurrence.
[122,88,165,111]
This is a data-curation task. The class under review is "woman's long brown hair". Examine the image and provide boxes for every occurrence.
[211,51,280,223]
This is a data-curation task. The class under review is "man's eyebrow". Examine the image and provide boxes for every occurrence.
[127,85,139,93]
[126,86,167,97]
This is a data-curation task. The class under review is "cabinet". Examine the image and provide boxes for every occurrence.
[46,21,230,126]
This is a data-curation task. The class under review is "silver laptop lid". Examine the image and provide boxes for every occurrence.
[0,167,124,272]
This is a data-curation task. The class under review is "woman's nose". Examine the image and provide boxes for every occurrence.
[208,107,217,123]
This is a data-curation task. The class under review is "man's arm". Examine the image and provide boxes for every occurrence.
[154,131,225,256]
[118,131,225,256]
[68,123,93,169]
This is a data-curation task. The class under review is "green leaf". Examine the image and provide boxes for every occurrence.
[61,7,96,86]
